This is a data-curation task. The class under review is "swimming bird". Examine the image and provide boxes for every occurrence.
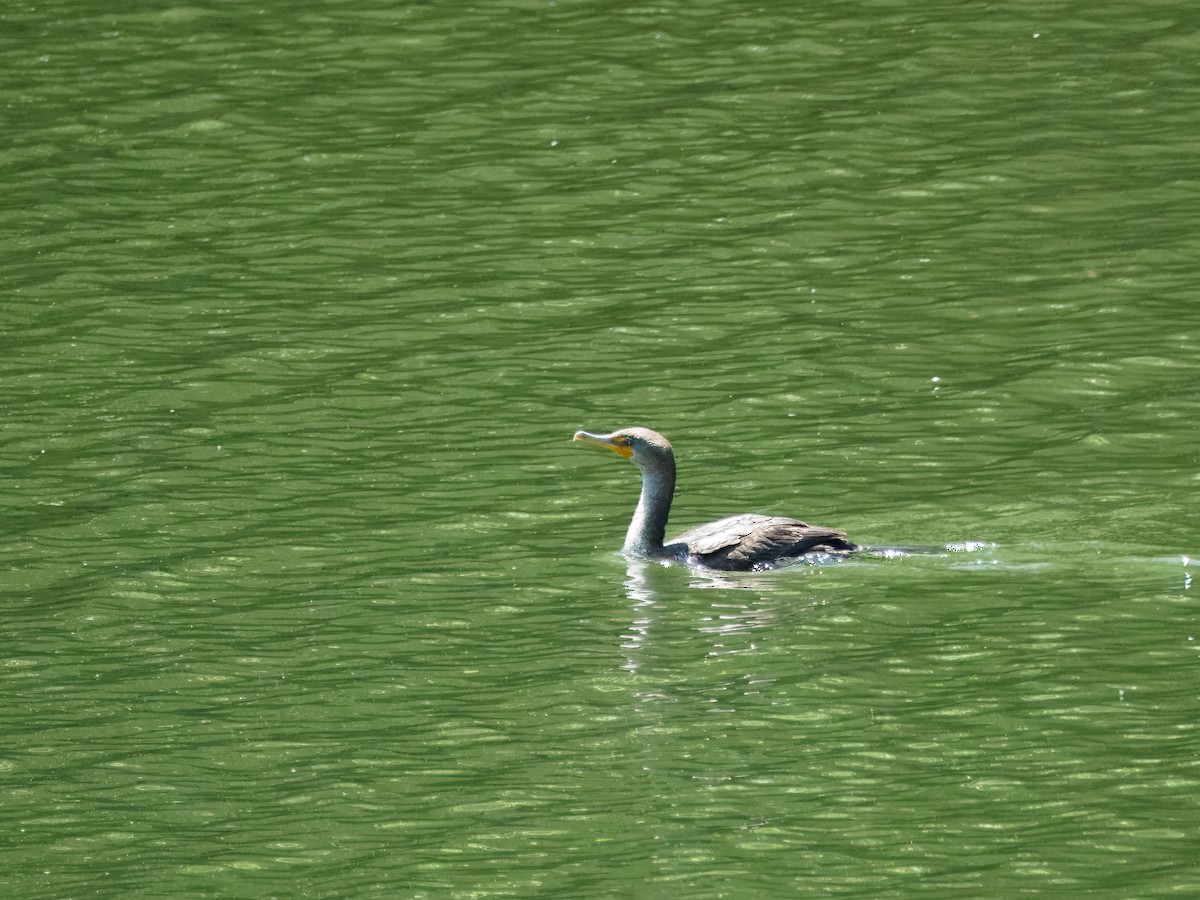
[573,427,858,570]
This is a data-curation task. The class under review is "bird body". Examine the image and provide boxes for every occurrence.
[574,427,858,571]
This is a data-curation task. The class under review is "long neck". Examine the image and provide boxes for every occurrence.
[624,456,675,555]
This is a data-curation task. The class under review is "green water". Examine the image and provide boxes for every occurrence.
[4,0,1199,896]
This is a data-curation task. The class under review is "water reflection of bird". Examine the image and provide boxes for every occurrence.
[573,427,859,571]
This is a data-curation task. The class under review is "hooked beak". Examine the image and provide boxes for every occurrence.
[573,430,633,459]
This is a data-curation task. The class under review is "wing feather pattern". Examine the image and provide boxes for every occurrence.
[670,514,857,570]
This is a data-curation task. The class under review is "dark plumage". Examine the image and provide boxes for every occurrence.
[573,426,858,571]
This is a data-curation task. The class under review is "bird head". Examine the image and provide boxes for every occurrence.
[573,427,674,468]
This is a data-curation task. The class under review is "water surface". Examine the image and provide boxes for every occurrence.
[4,0,1199,896]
